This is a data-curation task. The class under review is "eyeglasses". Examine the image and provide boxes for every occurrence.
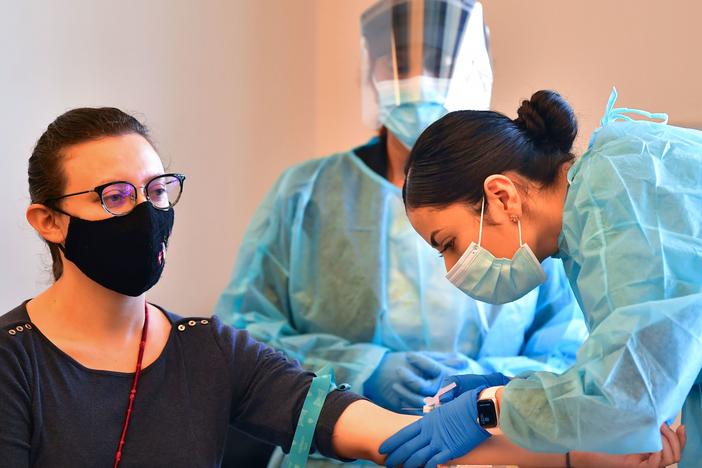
[43,173,186,216]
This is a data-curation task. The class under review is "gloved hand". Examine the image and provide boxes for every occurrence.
[440,372,511,402]
[402,352,472,399]
[364,351,471,412]
[379,387,491,468]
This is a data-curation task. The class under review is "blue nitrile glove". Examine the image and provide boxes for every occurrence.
[440,372,511,402]
[402,352,472,398]
[379,387,491,468]
[365,352,471,412]
[364,352,426,412]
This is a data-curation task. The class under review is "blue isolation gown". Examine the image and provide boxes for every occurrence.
[499,91,702,466]
[215,140,585,393]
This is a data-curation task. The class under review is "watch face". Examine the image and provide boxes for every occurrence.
[477,399,498,428]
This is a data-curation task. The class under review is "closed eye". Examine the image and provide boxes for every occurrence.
[438,239,455,258]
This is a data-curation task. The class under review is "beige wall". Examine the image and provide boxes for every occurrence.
[314,1,375,155]
[0,0,318,314]
[2,0,701,315]
[314,0,702,155]
[484,0,702,153]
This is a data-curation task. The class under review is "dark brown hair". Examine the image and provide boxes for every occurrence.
[403,90,577,210]
[28,107,152,280]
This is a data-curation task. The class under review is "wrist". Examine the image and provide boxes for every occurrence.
[486,371,511,387]
[567,451,604,468]
[479,386,504,413]
[568,451,583,468]
[476,386,504,435]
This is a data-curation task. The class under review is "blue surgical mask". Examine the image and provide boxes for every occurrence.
[445,198,547,304]
[374,77,450,149]
[384,102,447,149]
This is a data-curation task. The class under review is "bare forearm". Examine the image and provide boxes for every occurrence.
[331,400,566,467]
[450,437,565,467]
[330,401,417,464]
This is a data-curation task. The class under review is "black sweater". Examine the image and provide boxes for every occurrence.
[0,302,362,467]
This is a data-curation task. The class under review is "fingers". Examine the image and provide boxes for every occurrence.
[658,425,675,466]
[392,382,426,410]
[439,375,460,401]
[451,373,485,394]
[407,352,443,378]
[653,424,686,467]
[659,424,680,465]
[643,451,661,468]
[379,420,421,455]
[677,424,687,450]
[486,371,512,387]
[422,351,451,361]
[403,444,440,468]
[425,449,453,468]
[397,367,437,396]
[383,434,426,467]
[434,352,471,370]
[442,358,471,370]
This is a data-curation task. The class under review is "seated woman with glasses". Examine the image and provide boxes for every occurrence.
[0,107,684,467]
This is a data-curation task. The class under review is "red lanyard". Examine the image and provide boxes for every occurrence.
[113,303,149,468]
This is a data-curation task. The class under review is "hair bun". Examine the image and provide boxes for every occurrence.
[515,90,577,154]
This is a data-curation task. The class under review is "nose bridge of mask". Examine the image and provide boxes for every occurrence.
[445,198,488,284]
[445,241,481,285]
[446,197,515,282]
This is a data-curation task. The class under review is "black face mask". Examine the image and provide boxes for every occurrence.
[60,202,175,296]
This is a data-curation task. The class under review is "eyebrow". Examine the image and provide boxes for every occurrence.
[429,229,445,248]
[93,173,165,188]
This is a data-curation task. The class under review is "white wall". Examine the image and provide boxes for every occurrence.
[2,0,701,315]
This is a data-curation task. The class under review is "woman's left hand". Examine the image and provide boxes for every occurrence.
[571,424,686,468]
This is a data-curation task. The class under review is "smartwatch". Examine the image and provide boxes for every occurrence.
[476,386,501,430]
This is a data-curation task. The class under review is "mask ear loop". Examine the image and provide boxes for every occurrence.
[517,218,523,247]
[478,197,485,247]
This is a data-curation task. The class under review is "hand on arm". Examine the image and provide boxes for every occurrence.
[329,399,567,467]
[365,351,474,412]
[571,424,686,468]
[329,400,685,468]
[378,387,491,467]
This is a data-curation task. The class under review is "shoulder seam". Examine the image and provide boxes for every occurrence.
[2,321,35,336]
[173,317,213,333]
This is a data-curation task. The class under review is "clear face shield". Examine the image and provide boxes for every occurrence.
[360,0,493,149]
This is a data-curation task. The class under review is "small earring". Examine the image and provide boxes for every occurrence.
[510,215,519,223]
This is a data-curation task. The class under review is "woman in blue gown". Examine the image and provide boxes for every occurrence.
[380,88,702,467]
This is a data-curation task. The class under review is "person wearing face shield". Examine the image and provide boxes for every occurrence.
[377,88,702,467]
[216,1,586,465]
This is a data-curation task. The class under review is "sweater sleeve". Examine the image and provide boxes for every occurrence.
[210,316,364,459]
[0,334,32,467]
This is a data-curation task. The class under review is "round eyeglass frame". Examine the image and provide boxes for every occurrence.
[42,173,186,216]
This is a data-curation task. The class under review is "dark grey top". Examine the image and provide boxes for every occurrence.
[0,302,363,467]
